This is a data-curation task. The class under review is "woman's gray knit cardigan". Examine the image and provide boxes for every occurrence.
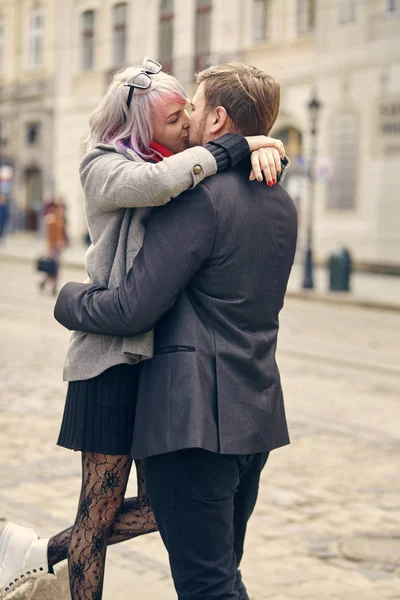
[63,135,250,381]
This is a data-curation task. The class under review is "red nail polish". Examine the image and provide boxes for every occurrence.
[267,181,272,187]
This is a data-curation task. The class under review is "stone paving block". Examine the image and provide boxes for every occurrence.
[265,489,309,508]
[254,541,301,559]
[1,485,44,507]
[282,577,374,599]
[103,560,176,600]
[267,596,296,600]
[329,595,391,600]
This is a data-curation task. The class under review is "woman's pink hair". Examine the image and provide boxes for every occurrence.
[85,66,188,159]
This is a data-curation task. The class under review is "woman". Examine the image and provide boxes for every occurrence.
[0,58,286,600]
[39,199,67,296]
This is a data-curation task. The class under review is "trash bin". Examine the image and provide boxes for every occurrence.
[329,248,352,292]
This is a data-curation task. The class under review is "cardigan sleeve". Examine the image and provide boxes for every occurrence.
[54,184,217,336]
[80,134,250,213]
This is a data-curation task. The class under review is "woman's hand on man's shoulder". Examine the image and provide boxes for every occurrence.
[245,135,285,158]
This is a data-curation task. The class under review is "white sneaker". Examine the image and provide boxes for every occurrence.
[0,523,55,598]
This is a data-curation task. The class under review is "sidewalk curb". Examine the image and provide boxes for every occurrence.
[0,251,86,271]
[286,290,400,314]
[2,251,400,314]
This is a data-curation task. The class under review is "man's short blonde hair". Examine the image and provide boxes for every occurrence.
[196,62,280,136]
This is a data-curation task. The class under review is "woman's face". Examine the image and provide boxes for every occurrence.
[152,102,190,154]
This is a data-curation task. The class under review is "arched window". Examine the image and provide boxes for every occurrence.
[328,111,359,210]
[25,167,43,231]
[275,127,303,162]
[112,3,127,66]
[82,10,95,71]
[159,0,174,74]
[194,0,212,72]
[274,127,304,198]
[297,0,316,35]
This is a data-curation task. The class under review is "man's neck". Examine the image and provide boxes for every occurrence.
[205,127,236,144]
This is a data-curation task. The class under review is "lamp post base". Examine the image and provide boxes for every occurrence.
[302,245,314,290]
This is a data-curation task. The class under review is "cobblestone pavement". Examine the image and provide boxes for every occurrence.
[1,260,400,600]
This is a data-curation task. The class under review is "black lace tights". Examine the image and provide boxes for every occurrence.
[47,453,157,600]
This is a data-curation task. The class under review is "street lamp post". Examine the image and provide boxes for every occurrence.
[302,93,322,290]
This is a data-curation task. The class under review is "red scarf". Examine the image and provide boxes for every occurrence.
[149,141,174,162]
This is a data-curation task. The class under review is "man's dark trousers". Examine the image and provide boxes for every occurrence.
[145,449,269,600]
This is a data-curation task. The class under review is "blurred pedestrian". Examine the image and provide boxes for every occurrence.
[39,199,67,296]
[83,230,91,246]
[0,193,9,243]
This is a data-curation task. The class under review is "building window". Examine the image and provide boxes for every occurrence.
[159,0,174,74]
[27,123,41,145]
[328,112,359,210]
[0,122,7,148]
[28,9,44,70]
[112,3,127,67]
[339,0,356,24]
[0,19,5,75]
[194,0,212,73]
[82,10,95,70]
[297,0,316,35]
[387,0,400,11]
[253,0,272,42]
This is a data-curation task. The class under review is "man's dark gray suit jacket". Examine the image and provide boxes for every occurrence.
[55,159,298,459]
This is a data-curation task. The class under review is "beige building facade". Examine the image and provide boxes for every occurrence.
[2,0,399,266]
[0,0,57,231]
[246,0,400,267]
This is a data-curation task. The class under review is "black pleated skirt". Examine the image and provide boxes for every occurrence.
[57,363,140,456]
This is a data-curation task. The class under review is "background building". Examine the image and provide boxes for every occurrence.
[0,0,57,232]
[1,0,399,267]
[246,0,400,267]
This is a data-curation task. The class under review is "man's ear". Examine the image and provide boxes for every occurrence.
[209,106,229,135]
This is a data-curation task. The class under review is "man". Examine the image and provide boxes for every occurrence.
[55,63,298,600]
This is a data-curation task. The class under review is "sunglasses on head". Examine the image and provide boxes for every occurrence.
[124,57,163,108]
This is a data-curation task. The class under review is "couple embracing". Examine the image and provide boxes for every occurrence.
[0,58,297,600]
